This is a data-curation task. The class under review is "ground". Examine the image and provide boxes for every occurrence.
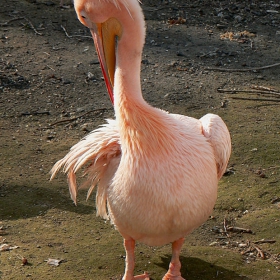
[0,0,280,279]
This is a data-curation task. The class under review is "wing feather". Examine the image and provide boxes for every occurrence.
[50,119,121,218]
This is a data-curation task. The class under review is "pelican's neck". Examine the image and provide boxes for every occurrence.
[113,1,146,114]
[112,1,168,156]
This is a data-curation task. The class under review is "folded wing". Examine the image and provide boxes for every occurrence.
[200,113,231,179]
[50,119,121,218]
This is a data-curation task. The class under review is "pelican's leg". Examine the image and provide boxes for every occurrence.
[162,238,185,280]
[122,238,150,280]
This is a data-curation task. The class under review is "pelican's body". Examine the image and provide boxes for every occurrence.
[51,0,231,279]
[109,112,218,247]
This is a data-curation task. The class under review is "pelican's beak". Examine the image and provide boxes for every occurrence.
[90,18,122,105]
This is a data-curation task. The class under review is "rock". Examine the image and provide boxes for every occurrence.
[234,15,243,22]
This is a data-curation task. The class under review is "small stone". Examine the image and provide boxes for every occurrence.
[176,51,184,56]
[47,135,55,140]
[234,15,243,22]
[81,123,90,132]
[46,258,62,266]
[217,24,227,29]
[22,258,28,265]
[141,59,149,65]
[87,72,94,79]
[62,79,72,84]
[266,10,279,14]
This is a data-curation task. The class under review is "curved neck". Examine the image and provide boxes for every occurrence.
[113,1,146,114]
[112,1,167,156]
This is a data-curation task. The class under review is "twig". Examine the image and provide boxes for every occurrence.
[223,218,230,237]
[61,25,72,39]
[271,197,280,204]
[47,65,55,72]
[0,17,24,27]
[61,25,92,39]
[253,239,276,244]
[231,97,280,102]
[143,5,194,11]
[0,237,6,243]
[15,254,23,260]
[226,226,253,234]
[206,62,280,72]
[50,108,108,126]
[217,88,280,97]
[240,241,267,259]
[216,236,228,239]
[253,245,265,259]
[20,111,50,117]
[15,253,28,265]
[23,17,42,36]
[251,85,280,93]
[268,166,280,169]
[241,247,254,255]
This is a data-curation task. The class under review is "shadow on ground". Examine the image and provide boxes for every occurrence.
[0,184,93,220]
[155,255,250,280]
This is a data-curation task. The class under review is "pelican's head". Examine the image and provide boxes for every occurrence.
[73,0,143,104]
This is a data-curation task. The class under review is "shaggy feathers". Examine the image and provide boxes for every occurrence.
[51,119,120,218]
[51,113,231,224]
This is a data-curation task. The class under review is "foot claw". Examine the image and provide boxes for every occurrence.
[122,271,149,280]
[133,271,149,279]
[162,274,185,280]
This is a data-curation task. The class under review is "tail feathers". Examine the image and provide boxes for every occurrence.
[50,119,121,218]
[200,114,231,179]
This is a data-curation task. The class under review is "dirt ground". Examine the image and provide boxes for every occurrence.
[0,0,280,279]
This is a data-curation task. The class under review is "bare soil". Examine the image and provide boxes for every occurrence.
[0,0,280,279]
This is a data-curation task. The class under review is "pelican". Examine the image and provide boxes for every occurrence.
[51,0,231,279]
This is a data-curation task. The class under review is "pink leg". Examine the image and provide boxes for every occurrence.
[122,238,150,280]
[162,238,185,280]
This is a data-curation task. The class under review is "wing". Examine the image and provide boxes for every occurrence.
[200,113,231,179]
[50,119,121,219]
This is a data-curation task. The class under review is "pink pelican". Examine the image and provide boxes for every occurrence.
[51,0,231,279]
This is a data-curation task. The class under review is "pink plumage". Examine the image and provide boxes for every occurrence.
[51,0,231,279]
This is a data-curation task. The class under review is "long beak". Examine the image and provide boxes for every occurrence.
[90,18,122,105]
